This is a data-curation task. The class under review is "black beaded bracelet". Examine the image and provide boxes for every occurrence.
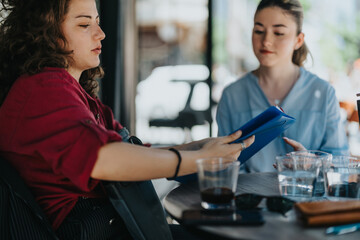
[168,148,182,179]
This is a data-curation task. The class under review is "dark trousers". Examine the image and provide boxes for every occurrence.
[56,197,132,240]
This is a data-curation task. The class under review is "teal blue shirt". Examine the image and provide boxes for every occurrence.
[216,67,349,172]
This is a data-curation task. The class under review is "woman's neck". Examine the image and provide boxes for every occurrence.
[66,67,81,82]
[255,63,299,84]
[254,64,300,106]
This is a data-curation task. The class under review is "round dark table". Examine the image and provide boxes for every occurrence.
[164,172,360,240]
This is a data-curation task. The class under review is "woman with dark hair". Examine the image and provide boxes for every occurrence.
[0,0,254,239]
[216,0,348,172]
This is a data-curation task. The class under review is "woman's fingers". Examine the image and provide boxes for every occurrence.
[223,130,255,148]
[238,135,255,150]
[232,135,255,159]
[224,130,243,143]
[200,131,255,160]
[283,137,306,151]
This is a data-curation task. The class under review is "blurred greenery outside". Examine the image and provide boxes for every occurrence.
[321,17,360,72]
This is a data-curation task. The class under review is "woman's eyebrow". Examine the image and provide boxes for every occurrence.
[273,24,287,28]
[75,15,99,19]
[254,22,287,28]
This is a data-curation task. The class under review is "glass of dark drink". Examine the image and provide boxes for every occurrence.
[324,155,360,200]
[196,157,240,209]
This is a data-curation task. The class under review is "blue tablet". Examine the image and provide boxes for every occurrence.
[231,106,295,164]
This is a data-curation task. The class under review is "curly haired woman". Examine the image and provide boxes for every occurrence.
[0,0,254,239]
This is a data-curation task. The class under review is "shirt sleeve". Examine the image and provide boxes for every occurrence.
[14,75,122,191]
[320,86,349,155]
[216,90,233,137]
[216,87,248,173]
[96,98,123,132]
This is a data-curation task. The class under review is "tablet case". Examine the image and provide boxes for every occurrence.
[231,106,295,164]
[174,106,295,183]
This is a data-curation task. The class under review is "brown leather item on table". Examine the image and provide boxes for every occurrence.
[294,200,360,227]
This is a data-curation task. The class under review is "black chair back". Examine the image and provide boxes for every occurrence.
[0,157,58,240]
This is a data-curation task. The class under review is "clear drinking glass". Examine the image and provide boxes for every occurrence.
[324,155,360,200]
[289,150,332,198]
[276,154,322,201]
[196,157,240,209]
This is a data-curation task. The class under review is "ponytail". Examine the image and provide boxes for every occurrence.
[292,42,309,67]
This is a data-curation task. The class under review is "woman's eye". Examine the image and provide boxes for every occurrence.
[275,32,284,36]
[254,30,264,34]
[79,24,90,28]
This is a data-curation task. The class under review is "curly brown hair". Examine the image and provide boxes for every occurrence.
[0,0,103,106]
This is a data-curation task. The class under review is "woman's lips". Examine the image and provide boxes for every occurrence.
[92,47,102,54]
[260,49,273,54]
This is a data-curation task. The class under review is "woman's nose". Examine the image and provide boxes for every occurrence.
[262,32,272,46]
[95,25,106,40]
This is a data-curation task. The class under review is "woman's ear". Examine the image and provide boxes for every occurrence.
[294,32,305,50]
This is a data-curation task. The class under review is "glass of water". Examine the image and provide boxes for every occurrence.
[276,154,322,201]
[289,150,332,197]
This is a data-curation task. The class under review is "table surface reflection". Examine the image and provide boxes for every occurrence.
[164,172,360,240]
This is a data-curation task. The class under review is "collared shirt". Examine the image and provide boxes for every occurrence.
[0,67,123,229]
[216,67,349,172]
